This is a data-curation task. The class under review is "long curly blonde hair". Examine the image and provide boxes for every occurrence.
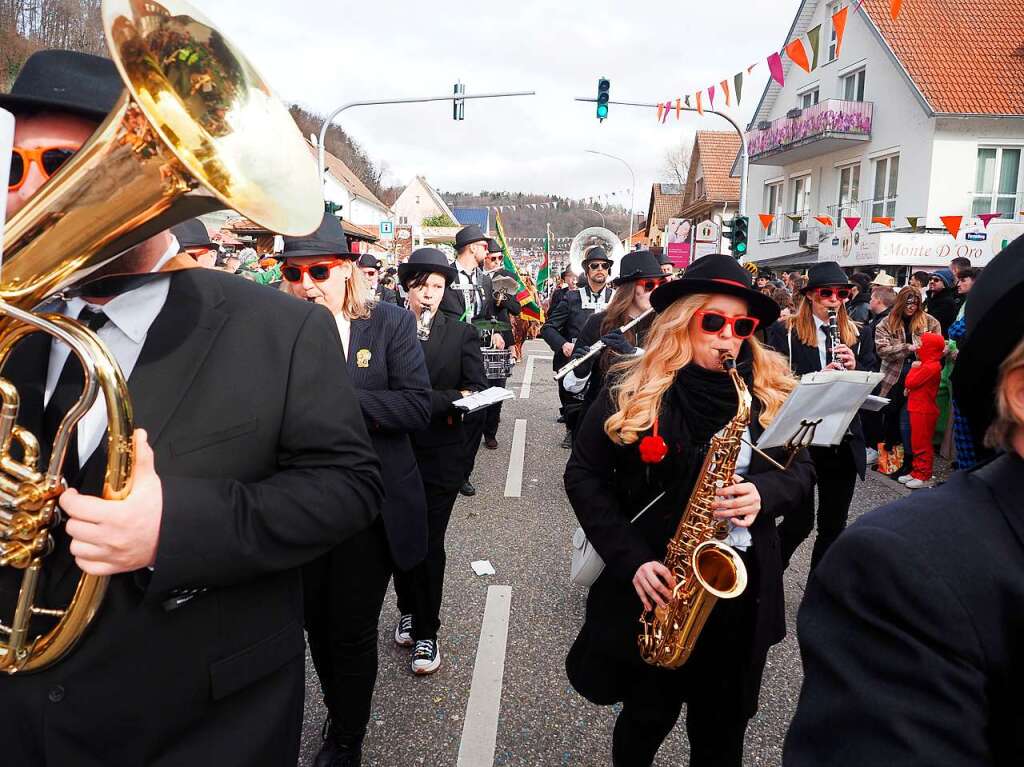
[605,294,796,445]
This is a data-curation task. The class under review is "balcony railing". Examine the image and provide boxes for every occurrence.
[825,196,899,226]
[746,100,873,164]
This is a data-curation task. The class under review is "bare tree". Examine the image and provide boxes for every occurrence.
[660,136,694,188]
[3,1,107,89]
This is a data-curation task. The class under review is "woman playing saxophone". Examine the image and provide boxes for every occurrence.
[564,255,815,767]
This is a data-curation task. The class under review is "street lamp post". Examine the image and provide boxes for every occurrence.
[581,207,606,227]
[584,149,636,246]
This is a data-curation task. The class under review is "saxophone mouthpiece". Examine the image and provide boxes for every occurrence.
[719,352,737,371]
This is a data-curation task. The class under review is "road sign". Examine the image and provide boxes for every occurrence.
[695,220,720,243]
[379,220,394,239]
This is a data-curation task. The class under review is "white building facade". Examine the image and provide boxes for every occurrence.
[744,0,1024,274]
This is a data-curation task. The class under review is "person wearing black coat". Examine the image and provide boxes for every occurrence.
[924,268,958,336]
[767,262,870,572]
[845,272,872,325]
[392,249,487,677]
[280,217,432,766]
[565,256,814,767]
[784,235,1024,767]
[481,239,522,448]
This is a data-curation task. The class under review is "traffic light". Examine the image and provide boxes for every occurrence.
[596,78,610,121]
[732,215,749,257]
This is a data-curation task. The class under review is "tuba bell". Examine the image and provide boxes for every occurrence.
[567,226,625,281]
[0,0,322,674]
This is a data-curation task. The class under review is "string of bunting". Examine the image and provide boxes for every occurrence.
[656,0,904,123]
[481,189,633,213]
[756,211,1012,238]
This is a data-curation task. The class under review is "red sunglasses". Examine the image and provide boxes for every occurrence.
[282,259,344,283]
[637,278,667,292]
[8,145,77,191]
[695,310,760,339]
[815,287,851,300]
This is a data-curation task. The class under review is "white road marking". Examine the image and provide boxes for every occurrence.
[519,354,552,399]
[456,585,513,767]
[504,419,527,498]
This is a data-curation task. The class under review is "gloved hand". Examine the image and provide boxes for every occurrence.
[600,330,636,355]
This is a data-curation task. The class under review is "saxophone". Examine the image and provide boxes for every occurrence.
[417,308,434,340]
[638,352,751,669]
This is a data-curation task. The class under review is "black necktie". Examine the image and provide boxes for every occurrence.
[43,308,109,484]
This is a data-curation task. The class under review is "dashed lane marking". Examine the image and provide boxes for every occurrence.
[519,354,552,399]
[503,419,527,498]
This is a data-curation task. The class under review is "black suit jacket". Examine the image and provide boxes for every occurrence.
[347,301,431,570]
[0,269,383,766]
[440,266,490,322]
[540,286,614,368]
[412,311,487,491]
[784,453,1024,766]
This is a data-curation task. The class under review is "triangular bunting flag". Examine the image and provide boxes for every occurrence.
[786,214,803,224]
[747,63,758,75]
[785,39,811,73]
[906,216,919,231]
[832,6,849,58]
[720,79,731,107]
[734,71,744,105]
[656,103,665,123]
[844,217,861,232]
[661,101,670,124]
[815,216,835,227]
[696,90,703,115]
[872,217,894,227]
[767,52,785,87]
[708,85,716,109]
[890,0,903,20]
[941,215,963,239]
[675,98,681,119]
[978,212,1002,228]
[807,24,821,70]
[758,214,776,230]
[684,95,691,108]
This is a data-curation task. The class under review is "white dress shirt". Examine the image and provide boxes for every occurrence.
[813,314,829,369]
[455,263,481,320]
[724,426,754,552]
[42,237,177,466]
[335,314,351,360]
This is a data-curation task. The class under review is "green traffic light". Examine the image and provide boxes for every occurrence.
[597,104,608,119]
[736,242,747,254]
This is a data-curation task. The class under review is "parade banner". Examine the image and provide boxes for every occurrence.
[537,229,550,293]
[495,213,544,322]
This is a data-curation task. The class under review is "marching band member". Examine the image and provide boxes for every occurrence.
[357,253,400,305]
[279,214,431,767]
[767,262,869,571]
[565,255,813,767]
[481,237,521,449]
[0,51,383,765]
[784,237,1024,767]
[392,248,486,675]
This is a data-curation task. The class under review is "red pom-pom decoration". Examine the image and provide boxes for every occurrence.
[639,419,668,464]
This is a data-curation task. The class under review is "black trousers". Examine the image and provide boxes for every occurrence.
[463,412,485,481]
[393,483,461,641]
[483,377,507,439]
[303,517,393,744]
[777,444,858,571]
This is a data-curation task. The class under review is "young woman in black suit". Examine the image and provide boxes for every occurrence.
[392,248,486,676]
[280,215,432,767]
[565,255,814,767]
[767,261,869,571]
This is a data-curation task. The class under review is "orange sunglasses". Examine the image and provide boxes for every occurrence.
[8,146,78,191]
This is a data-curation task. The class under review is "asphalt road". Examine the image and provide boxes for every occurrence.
[298,339,911,767]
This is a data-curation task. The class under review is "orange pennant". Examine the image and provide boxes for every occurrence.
[941,215,963,239]
[815,216,835,227]
[720,79,731,107]
[832,6,849,58]
[675,97,681,119]
[785,39,811,73]
[890,0,903,19]
[872,216,894,227]
[696,90,703,115]
[759,214,776,230]
[656,103,664,123]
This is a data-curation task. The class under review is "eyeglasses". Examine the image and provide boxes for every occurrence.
[281,259,341,283]
[815,287,851,300]
[695,309,759,339]
[637,278,666,292]
[8,145,77,191]
[586,261,611,271]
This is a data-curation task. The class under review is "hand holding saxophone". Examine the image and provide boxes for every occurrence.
[633,561,677,612]
[62,429,162,575]
[711,473,761,527]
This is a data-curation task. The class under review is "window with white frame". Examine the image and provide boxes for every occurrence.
[399,216,408,224]
[872,154,899,218]
[837,163,860,214]
[799,88,820,109]
[763,181,783,239]
[842,69,865,101]
[827,3,840,62]
[972,147,1021,217]
[789,175,811,236]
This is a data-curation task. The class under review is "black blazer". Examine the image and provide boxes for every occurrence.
[347,301,432,571]
[766,321,869,478]
[784,453,1024,767]
[540,285,614,366]
[440,267,491,322]
[411,311,487,491]
[0,269,383,766]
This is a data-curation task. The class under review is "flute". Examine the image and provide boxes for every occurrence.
[553,308,655,381]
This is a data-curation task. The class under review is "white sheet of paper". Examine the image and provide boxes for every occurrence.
[453,386,516,414]
[0,108,13,267]
[862,394,891,412]
[471,560,496,576]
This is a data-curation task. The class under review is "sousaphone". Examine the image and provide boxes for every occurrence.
[567,226,625,281]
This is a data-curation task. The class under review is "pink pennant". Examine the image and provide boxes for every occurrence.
[844,217,861,232]
[661,101,670,124]
[767,52,785,87]
[708,85,716,109]
[978,212,1003,228]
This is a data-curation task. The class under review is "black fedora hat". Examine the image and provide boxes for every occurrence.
[650,254,779,325]
[455,225,488,250]
[171,218,214,251]
[802,261,852,293]
[582,246,611,264]
[1,50,122,121]
[398,248,457,287]
[487,238,504,254]
[657,251,673,267]
[280,213,357,260]
[613,251,663,286]
[357,253,383,270]
[952,234,1024,446]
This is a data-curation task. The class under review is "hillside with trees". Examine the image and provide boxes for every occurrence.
[2,1,106,88]
[288,105,389,199]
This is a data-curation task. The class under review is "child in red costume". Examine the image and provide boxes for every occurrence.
[903,332,945,485]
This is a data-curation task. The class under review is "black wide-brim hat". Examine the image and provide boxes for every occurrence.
[802,261,852,293]
[0,50,123,121]
[952,234,1024,446]
[398,248,457,287]
[357,254,383,270]
[582,246,610,264]
[171,218,214,250]
[487,238,503,254]
[455,225,488,250]
[613,251,663,286]
[650,254,780,326]
[280,213,357,259]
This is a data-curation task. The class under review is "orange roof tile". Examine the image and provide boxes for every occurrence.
[646,184,686,235]
[692,131,741,202]
[862,0,1024,115]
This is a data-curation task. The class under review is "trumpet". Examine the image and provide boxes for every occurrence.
[553,308,654,381]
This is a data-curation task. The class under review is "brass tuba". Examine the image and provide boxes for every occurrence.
[0,0,322,674]
[567,226,624,281]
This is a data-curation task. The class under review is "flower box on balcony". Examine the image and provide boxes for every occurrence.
[746,99,873,164]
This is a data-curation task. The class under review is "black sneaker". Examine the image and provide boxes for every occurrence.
[394,613,414,648]
[314,718,363,767]
[560,431,572,449]
[459,480,476,497]
[411,638,441,675]
[313,719,336,767]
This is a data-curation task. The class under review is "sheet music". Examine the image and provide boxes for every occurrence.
[756,370,883,450]
[453,386,516,414]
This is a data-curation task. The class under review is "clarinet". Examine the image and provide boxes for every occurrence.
[827,308,840,368]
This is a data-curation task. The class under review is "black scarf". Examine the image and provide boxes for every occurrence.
[668,346,754,445]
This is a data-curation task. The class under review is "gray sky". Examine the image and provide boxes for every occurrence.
[201,0,795,207]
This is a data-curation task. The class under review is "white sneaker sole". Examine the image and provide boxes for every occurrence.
[412,654,441,675]
[394,626,414,648]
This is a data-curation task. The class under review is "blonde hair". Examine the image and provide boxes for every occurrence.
[604,294,797,445]
[985,335,1024,450]
[788,294,859,347]
[280,258,372,320]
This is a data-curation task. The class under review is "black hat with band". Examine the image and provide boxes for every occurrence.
[280,213,358,259]
[650,253,779,326]
[0,50,122,121]
[398,248,457,287]
[612,251,663,286]
[802,261,852,293]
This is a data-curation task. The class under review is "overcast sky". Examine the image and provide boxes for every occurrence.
[200,0,796,207]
